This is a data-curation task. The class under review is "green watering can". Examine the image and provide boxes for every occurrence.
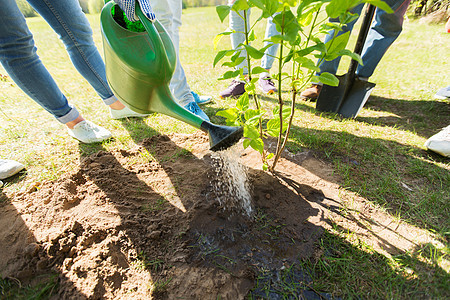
[100,1,243,151]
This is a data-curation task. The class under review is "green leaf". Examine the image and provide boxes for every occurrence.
[273,106,292,120]
[337,49,363,65]
[326,0,350,19]
[218,70,241,80]
[298,8,314,26]
[273,10,300,44]
[213,50,233,67]
[339,11,359,24]
[282,0,298,7]
[266,118,281,137]
[243,138,251,149]
[284,48,294,63]
[248,30,256,42]
[251,66,269,75]
[326,31,350,54]
[244,124,260,140]
[232,0,250,12]
[250,138,264,154]
[244,109,265,126]
[245,80,256,93]
[364,0,393,13]
[216,108,239,121]
[294,57,320,72]
[268,34,283,44]
[213,31,232,49]
[222,56,245,68]
[216,5,231,23]
[236,92,250,111]
[266,152,274,159]
[244,44,265,59]
[318,72,340,86]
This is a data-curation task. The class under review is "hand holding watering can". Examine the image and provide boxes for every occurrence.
[114,0,156,22]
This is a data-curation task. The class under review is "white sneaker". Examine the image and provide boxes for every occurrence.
[0,159,25,180]
[67,120,112,143]
[109,106,150,119]
[424,125,450,157]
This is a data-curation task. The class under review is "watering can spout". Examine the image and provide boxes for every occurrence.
[100,2,242,151]
[200,122,244,151]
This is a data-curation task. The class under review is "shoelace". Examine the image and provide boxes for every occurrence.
[230,80,244,88]
[187,102,200,113]
[266,78,275,86]
[77,121,97,133]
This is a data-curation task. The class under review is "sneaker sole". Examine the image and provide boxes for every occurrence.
[195,99,212,105]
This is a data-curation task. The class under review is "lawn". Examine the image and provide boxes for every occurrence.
[0,6,449,299]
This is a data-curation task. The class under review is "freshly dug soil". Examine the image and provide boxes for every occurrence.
[1,132,438,299]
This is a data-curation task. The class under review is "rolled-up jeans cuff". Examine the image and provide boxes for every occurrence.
[102,95,117,105]
[56,105,80,124]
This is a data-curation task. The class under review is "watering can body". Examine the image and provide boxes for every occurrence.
[100,1,202,127]
[100,2,242,150]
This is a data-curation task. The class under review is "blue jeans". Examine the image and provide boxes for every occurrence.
[319,0,411,79]
[228,0,280,75]
[0,0,115,124]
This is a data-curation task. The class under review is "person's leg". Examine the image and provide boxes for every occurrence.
[28,0,147,119]
[229,6,250,75]
[301,3,363,99]
[151,0,208,120]
[318,3,365,75]
[356,0,411,78]
[0,0,78,123]
[28,0,115,102]
[259,15,280,94]
[220,1,250,98]
[0,0,111,142]
[169,0,211,105]
[260,15,279,71]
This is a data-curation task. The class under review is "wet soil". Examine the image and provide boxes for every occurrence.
[0,132,439,299]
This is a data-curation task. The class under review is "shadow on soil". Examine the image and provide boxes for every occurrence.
[286,124,449,232]
[1,113,448,298]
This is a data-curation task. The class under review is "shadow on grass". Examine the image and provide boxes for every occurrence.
[359,96,450,138]
[286,125,449,234]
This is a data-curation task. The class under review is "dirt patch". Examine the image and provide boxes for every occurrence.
[0,132,444,299]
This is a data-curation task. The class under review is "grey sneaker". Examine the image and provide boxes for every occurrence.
[0,159,25,180]
[220,79,246,99]
[258,76,277,94]
[67,120,112,143]
[184,102,210,121]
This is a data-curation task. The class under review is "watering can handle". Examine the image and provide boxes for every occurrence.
[135,2,176,74]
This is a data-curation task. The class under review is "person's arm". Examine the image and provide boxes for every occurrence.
[114,0,156,22]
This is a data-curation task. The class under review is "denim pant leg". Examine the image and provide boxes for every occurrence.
[229,6,251,75]
[153,0,194,106]
[260,15,280,71]
[0,0,78,124]
[318,4,364,75]
[356,0,411,78]
[28,0,116,105]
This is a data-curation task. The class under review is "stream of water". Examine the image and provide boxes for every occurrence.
[210,143,253,216]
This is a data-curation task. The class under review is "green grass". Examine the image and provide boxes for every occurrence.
[0,6,449,298]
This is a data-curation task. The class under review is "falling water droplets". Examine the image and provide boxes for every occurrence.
[210,143,253,217]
